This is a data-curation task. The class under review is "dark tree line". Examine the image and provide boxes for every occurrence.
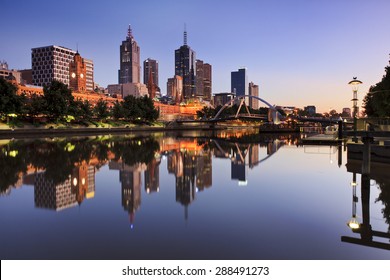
[363,59,390,117]
[0,79,159,124]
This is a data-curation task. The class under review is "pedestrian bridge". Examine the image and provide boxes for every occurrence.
[212,95,282,124]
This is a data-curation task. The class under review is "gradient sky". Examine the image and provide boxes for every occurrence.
[1,0,390,113]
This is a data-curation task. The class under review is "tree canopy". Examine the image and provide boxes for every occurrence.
[0,78,25,117]
[363,61,390,117]
[42,80,75,121]
[0,79,160,125]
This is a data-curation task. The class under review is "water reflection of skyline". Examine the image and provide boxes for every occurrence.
[2,134,390,232]
[0,134,290,218]
[1,133,390,258]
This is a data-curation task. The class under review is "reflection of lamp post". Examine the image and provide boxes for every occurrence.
[348,77,362,143]
[348,172,360,230]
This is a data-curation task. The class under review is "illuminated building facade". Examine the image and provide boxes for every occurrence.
[175,28,196,100]
[248,81,259,109]
[167,75,183,103]
[118,25,141,84]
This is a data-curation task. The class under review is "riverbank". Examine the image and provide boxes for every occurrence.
[0,123,229,139]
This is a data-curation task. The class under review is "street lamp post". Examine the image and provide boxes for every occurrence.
[348,77,362,143]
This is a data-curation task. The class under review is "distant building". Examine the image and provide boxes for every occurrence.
[19,69,32,84]
[0,66,22,84]
[231,68,247,97]
[118,25,141,84]
[213,92,235,107]
[175,27,196,100]
[84,58,94,92]
[107,84,122,97]
[342,107,352,118]
[122,83,148,98]
[107,83,148,98]
[248,82,259,109]
[167,75,183,103]
[0,60,8,70]
[196,59,204,98]
[0,62,31,84]
[144,59,159,99]
[195,60,212,101]
[203,63,212,101]
[304,105,316,116]
[143,58,159,88]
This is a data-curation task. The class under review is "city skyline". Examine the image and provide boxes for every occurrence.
[1,0,390,112]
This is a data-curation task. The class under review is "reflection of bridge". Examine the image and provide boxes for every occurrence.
[212,138,284,167]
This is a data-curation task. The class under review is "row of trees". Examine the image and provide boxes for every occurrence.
[0,79,159,124]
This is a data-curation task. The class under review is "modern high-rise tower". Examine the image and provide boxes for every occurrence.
[118,25,141,84]
[144,58,159,98]
[143,58,159,88]
[175,26,196,100]
[231,68,248,97]
[248,81,259,109]
[203,63,212,101]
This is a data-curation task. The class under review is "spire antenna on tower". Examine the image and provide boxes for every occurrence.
[127,24,133,40]
[184,23,187,46]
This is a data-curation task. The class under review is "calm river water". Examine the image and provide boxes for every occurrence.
[1,130,389,259]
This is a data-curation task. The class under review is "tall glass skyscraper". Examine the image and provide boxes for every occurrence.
[143,58,159,88]
[231,68,248,97]
[175,27,196,100]
[118,25,140,84]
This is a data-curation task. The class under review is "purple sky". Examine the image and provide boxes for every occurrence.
[2,0,390,113]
